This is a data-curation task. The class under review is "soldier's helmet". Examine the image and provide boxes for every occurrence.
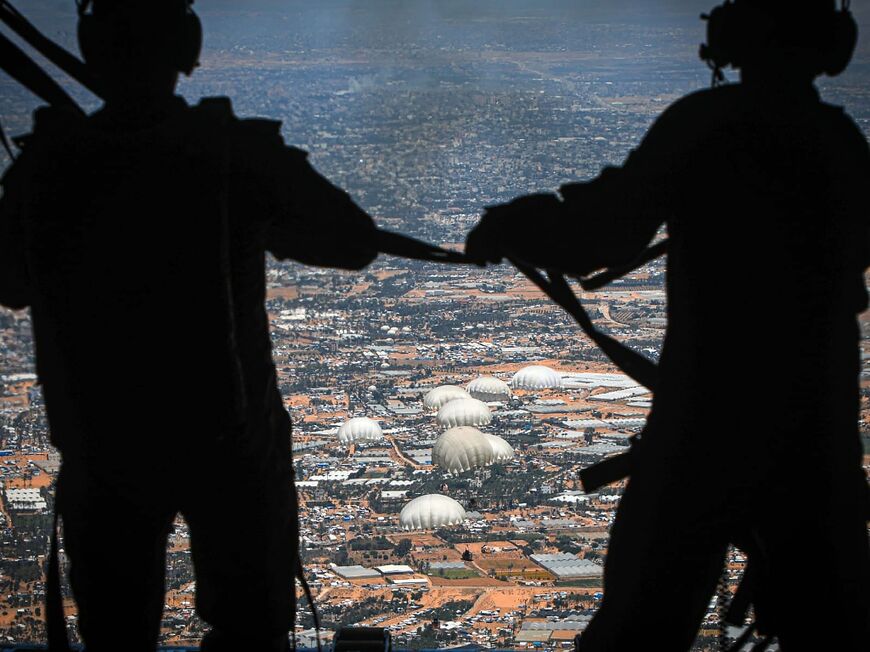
[77,0,202,80]
[700,0,857,78]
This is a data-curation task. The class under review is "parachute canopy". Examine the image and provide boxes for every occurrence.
[423,385,472,410]
[433,426,495,474]
[337,417,383,444]
[436,398,492,429]
[483,433,515,462]
[399,494,466,530]
[467,376,512,402]
[511,364,562,390]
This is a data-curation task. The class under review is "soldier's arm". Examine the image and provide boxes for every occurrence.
[849,124,870,274]
[467,101,686,276]
[232,118,377,270]
[838,112,870,310]
[266,147,378,271]
[0,159,32,310]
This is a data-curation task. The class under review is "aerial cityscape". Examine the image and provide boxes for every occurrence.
[1,1,869,650]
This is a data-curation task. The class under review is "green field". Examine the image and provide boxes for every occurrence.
[555,578,604,588]
[428,568,479,579]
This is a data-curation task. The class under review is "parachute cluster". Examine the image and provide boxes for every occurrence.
[424,376,516,476]
[330,365,564,531]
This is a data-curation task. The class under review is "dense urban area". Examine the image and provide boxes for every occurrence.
[1,2,869,650]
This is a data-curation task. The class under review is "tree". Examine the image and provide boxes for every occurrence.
[395,538,412,557]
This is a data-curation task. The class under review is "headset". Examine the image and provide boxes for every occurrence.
[76,0,202,76]
[699,0,858,84]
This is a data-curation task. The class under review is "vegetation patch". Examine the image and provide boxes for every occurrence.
[427,568,479,579]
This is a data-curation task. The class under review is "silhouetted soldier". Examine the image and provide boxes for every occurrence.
[467,1,868,649]
[0,1,376,650]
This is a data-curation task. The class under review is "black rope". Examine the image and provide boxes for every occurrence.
[509,256,659,390]
[0,31,83,111]
[724,623,757,652]
[296,556,322,652]
[717,565,731,652]
[578,239,668,291]
[0,0,103,97]
[47,511,72,652]
[750,635,775,651]
[373,229,473,265]
[0,116,15,162]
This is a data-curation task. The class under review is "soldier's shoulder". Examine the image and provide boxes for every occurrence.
[13,104,84,152]
[817,99,867,142]
[634,86,735,152]
[2,105,85,188]
[192,96,309,163]
[654,85,739,125]
[32,103,85,132]
[825,110,870,174]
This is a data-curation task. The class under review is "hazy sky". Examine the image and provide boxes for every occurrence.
[17,1,870,30]
[12,1,870,61]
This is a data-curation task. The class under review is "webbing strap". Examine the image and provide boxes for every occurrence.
[0,1,101,98]
[578,449,634,494]
[0,115,15,161]
[374,229,473,265]
[508,257,660,491]
[0,31,82,112]
[508,257,659,390]
[724,562,756,626]
[47,509,71,652]
[578,239,669,291]
[296,556,322,652]
[723,623,757,652]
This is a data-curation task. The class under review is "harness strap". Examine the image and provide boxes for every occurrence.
[296,556,322,652]
[0,31,82,111]
[724,561,757,626]
[0,115,15,161]
[508,257,658,390]
[579,449,635,494]
[0,1,101,98]
[723,623,757,652]
[578,239,668,291]
[47,509,71,652]
[196,97,249,434]
[374,229,473,265]
[507,256,658,492]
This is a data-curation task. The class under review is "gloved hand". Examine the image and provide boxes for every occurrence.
[465,193,563,266]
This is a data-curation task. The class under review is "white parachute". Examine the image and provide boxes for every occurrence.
[467,376,512,402]
[483,433,515,462]
[399,494,466,530]
[337,417,383,445]
[432,427,495,474]
[423,385,472,410]
[436,398,492,429]
[511,364,563,390]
